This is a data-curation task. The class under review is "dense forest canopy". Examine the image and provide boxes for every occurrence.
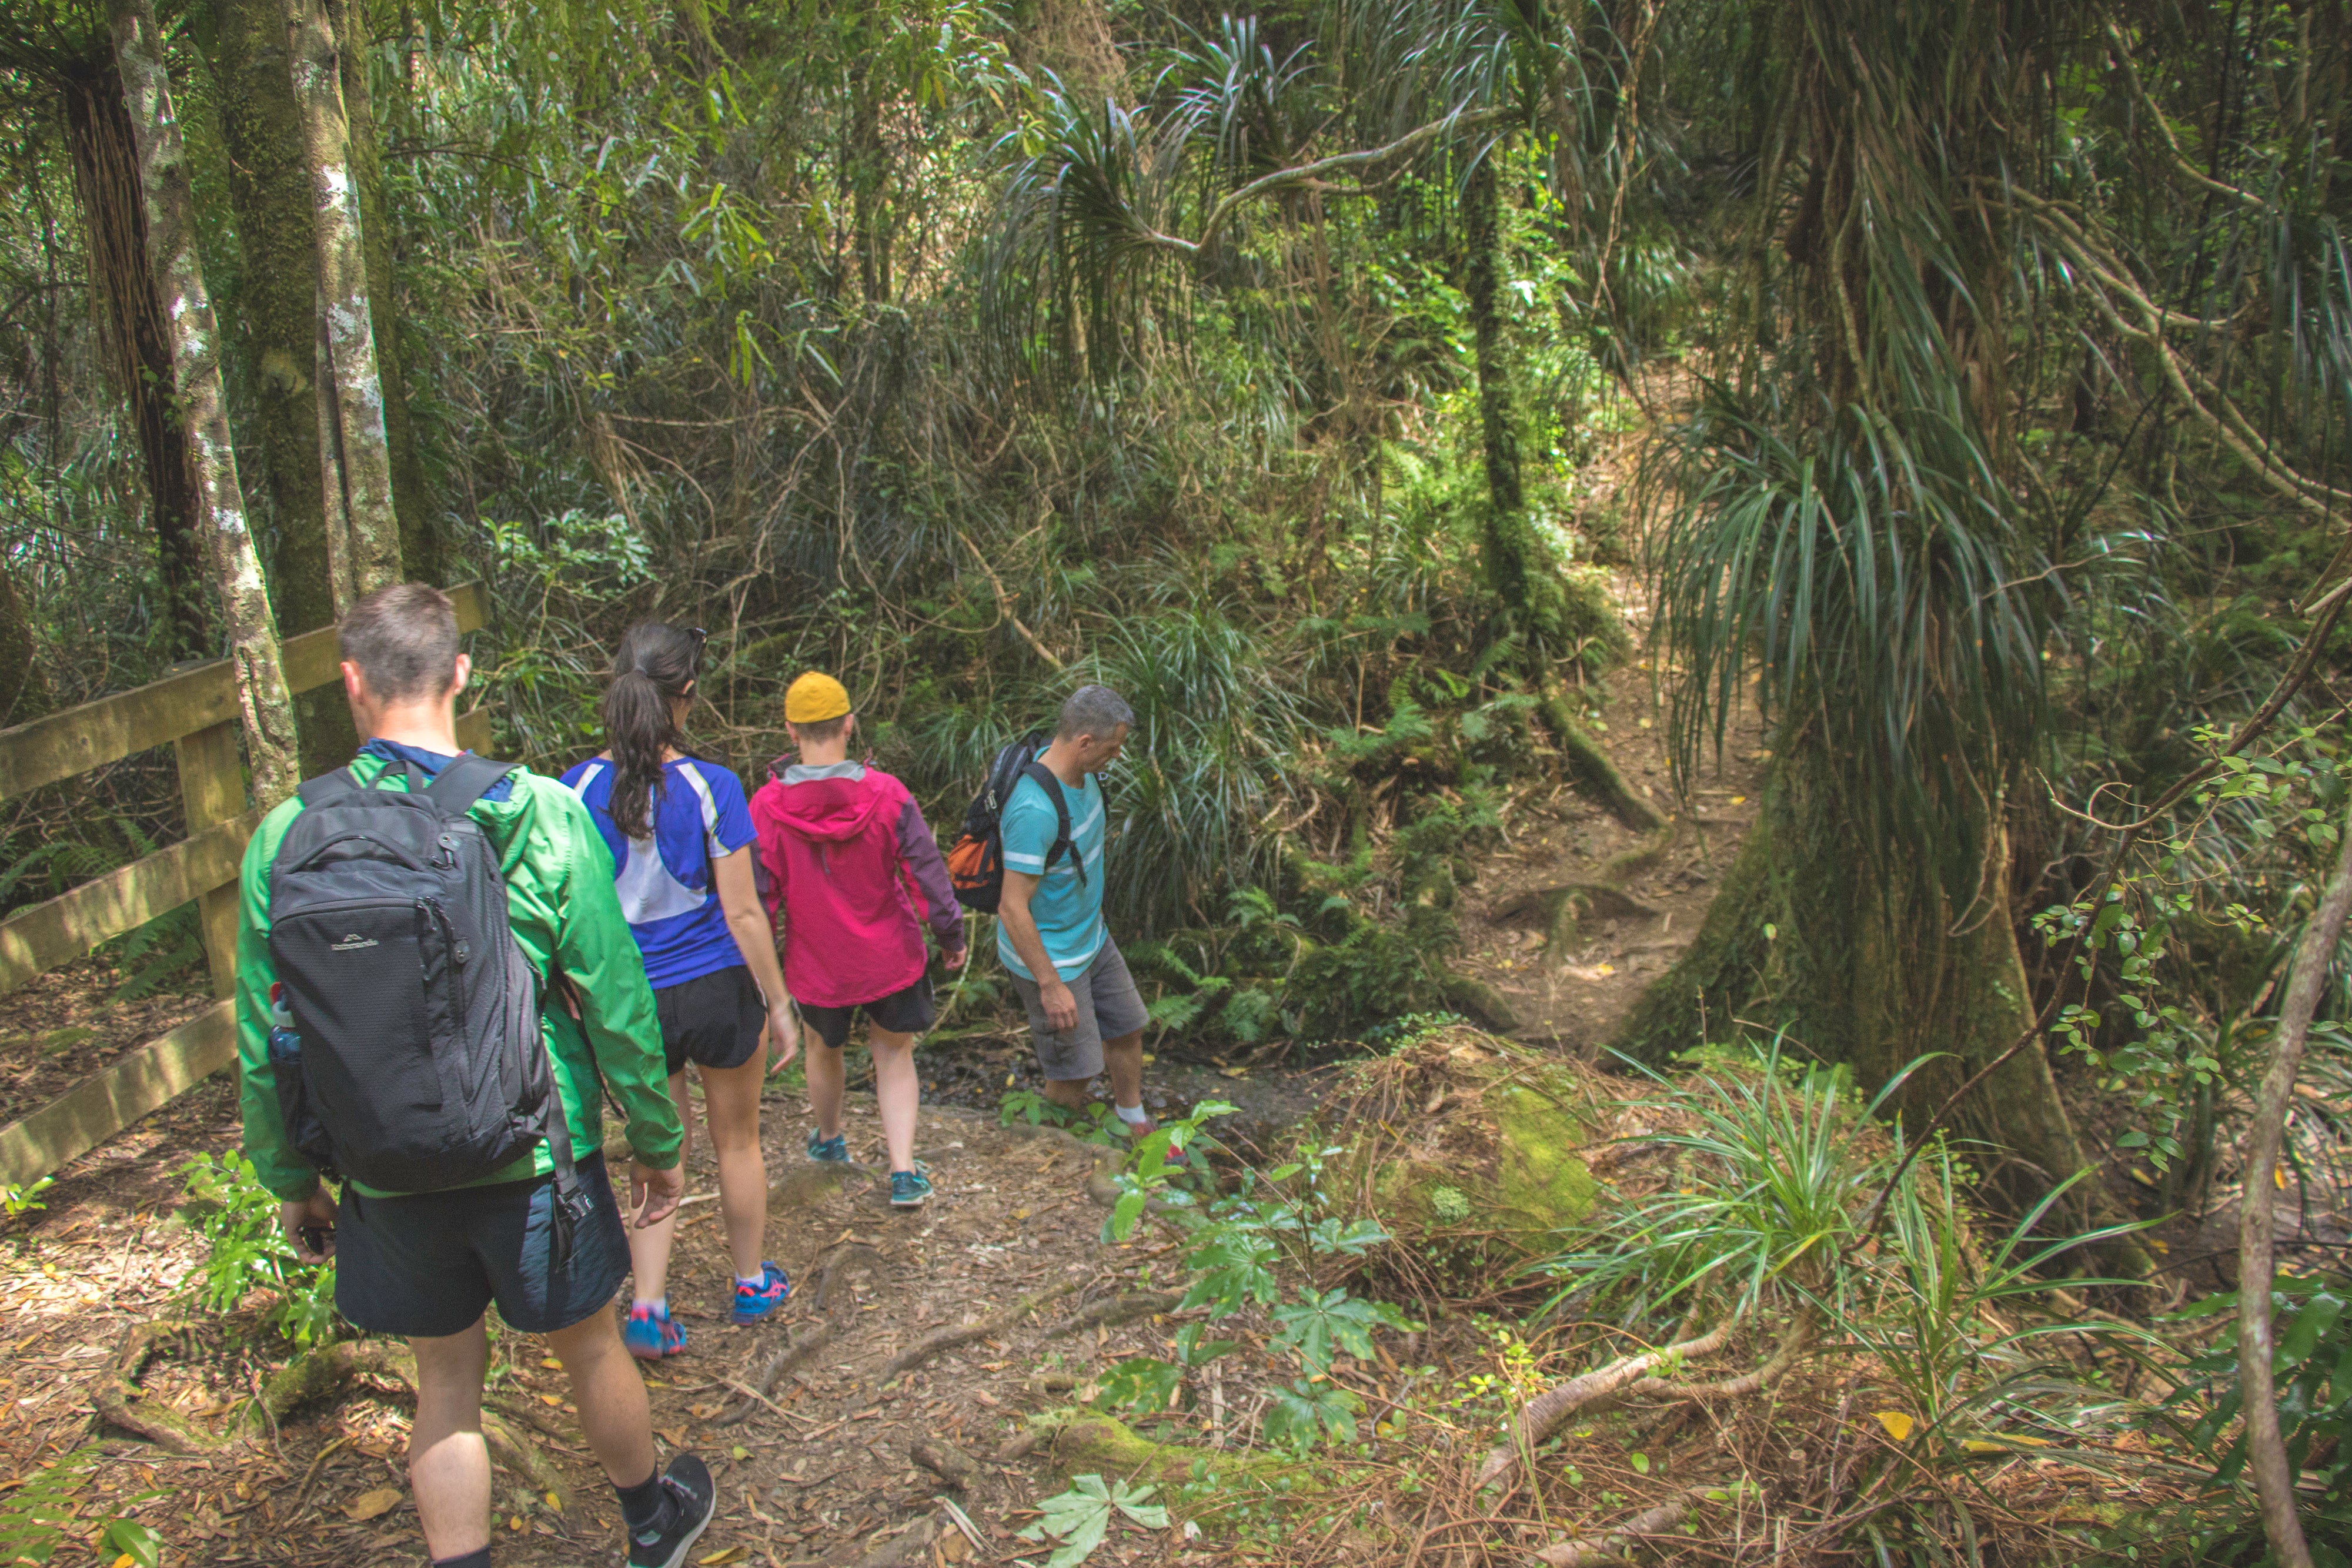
[5,0,2352,1559]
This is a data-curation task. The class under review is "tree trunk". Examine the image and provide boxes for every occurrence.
[286,0,401,601]
[59,61,211,662]
[1462,155,1532,610]
[332,0,435,581]
[1621,761,2146,1266]
[208,0,353,778]
[0,563,51,729]
[111,0,303,810]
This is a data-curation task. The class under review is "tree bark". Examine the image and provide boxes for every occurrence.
[208,0,353,777]
[59,61,211,661]
[1462,154,1531,610]
[1620,764,2147,1270]
[332,0,435,581]
[110,0,302,810]
[286,0,401,603]
[2236,811,2352,1568]
[0,562,51,728]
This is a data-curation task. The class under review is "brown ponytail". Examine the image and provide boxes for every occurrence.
[603,622,701,840]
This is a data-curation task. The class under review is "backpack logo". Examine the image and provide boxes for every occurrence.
[329,932,379,952]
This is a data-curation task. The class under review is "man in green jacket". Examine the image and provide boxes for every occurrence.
[237,584,713,1568]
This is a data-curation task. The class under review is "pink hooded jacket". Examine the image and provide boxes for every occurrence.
[749,760,964,1008]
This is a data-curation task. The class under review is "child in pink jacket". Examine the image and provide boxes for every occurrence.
[750,673,964,1207]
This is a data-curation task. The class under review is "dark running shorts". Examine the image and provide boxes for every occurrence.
[654,964,767,1078]
[798,973,937,1051]
[335,1153,631,1339]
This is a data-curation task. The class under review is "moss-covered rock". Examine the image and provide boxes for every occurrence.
[1319,1027,1599,1287]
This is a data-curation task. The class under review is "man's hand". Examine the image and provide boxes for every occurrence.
[943,944,968,972]
[766,1003,802,1072]
[280,1188,339,1263]
[629,1159,684,1229]
[1040,977,1080,1032]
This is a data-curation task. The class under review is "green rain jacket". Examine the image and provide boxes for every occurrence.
[235,747,685,1201]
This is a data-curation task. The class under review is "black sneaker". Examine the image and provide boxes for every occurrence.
[627,1453,716,1568]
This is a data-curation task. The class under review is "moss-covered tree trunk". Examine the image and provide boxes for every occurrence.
[59,61,211,662]
[208,0,352,778]
[1462,154,1534,610]
[0,563,51,728]
[332,0,435,581]
[288,0,401,601]
[111,0,302,810]
[1622,760,2141,1259]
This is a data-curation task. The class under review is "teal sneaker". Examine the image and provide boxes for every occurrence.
[623,1301,687,1360]
[730,1262,791,1324]
[807,1130,849,1164]
[889,1164,933,1209]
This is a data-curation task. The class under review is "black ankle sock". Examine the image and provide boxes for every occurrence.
[432,1550,492,1568]
[617,1468,674,1536]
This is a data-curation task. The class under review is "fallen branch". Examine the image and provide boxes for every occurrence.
[1473,1320,1738,1487]
[910,1437,984,1490]
[1041,1290,1182,1340]
[1528,1487,1712,1567]
[723,1320,840,1425]
[880,1278,1084,1380]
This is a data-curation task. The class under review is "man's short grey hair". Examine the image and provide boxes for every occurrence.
[1057,684,1134,740]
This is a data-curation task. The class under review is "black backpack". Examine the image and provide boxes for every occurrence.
[267,755,591,1255]
[944,736,1082,914]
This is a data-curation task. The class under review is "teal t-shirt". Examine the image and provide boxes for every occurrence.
[995,769,1107,981]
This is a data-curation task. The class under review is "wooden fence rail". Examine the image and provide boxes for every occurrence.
[0,583,492,1188]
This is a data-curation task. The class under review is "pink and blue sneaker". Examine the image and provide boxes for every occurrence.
[624,1300,687,1360]
[731,1262,791,1325]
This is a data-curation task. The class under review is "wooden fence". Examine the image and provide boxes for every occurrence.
[0,583,492,1188]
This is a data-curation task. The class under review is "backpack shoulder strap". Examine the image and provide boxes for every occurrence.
[296,766,363,808]
[1020,761,1086,882]
[425,753,517,814]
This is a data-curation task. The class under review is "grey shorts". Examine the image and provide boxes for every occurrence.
[1011,937,1150,1081]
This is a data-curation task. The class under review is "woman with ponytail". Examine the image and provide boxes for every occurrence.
[561,623,800,1359]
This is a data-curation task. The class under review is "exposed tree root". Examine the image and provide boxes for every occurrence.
[1473,1319,1738,1486]
[1441,972,1522,1032]
[1041,1290,1182,1339]
[1597,820,1678,887]
[724,1320,840,1424]
[96,1322,225,1454]
[807,1243,886,1311]
[909,1437,983,1490]
[1014,1409,1304,1487]
[999,1121,1125,1206]
[880,1278,1084,1380]
[98,1320,567,1509]
[1527,1487,1712,1566]
[1541,692,1666,834]
[849,1514,940,1567]
[1626,1309,1813,1402]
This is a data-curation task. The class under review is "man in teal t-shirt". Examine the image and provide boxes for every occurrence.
[997,685,1154,1136]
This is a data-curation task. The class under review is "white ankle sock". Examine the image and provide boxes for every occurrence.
[1115,1102,1150,1125]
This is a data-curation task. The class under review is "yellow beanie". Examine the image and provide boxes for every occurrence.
[784,671,851,724]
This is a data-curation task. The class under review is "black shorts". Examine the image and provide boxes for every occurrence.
[654,964,767,1077]
[799,974,937,1050]
[334,1154,632,1339]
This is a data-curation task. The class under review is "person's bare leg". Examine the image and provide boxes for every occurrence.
[546,1306,658,1487]
[1041,1075,1092,1112]
[867,1027,920,1172]
[626,1072,692,1303]
[697,1048,768,1278]
[806,1038,846,1144]
[1102,1029,1145,1114]
[408,1317,492,1559]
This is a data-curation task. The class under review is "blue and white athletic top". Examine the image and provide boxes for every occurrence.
[559,754,757,989]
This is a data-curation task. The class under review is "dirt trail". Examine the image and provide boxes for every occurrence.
[0,1076,1236,1568]
[1453,661,1768,1055]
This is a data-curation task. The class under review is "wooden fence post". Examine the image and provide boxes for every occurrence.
[175,720,244,999]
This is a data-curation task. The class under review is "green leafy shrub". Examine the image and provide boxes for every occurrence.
[179,1152,342,1348]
